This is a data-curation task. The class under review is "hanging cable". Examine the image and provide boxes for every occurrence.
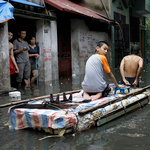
[100,0,110,18]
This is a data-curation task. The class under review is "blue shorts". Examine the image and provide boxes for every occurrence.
[120,77,139,87]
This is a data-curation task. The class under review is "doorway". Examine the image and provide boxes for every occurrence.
[145,30,150,62]
[8,17,36,42]
[57,19,72,78]
[8,17,36,87]
[141,29,144,57]
[114,12,129,68]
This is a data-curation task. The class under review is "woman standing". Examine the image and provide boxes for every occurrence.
[28,36,40,84]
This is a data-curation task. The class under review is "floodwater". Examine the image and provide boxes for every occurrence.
[0,63,150,150]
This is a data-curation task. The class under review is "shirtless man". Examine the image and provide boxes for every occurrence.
[9,32,19,74]
[120,44,143,87]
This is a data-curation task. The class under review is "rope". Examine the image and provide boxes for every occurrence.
[46,102,79,132]
[46,103,68,113]
[68,108,79,132]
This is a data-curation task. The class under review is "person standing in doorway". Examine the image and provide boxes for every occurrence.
[13,29,30,88]
[9,31,19,87]
[9,31,19,75]
[28,36,40,84]
[120,44,143,87]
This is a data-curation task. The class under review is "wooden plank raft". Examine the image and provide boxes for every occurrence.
[78,85,150,114]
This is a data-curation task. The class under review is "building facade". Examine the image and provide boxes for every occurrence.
[0,0,149,89]
[0,0,113,89]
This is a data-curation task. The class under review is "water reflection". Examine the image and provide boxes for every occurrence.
[72,75,84,90]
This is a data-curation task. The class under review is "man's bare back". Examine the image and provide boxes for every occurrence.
[120,44,143,87]
[123,54,143,77]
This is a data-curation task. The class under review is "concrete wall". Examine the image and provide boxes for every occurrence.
[50,21,59,80]
[76,0,110,17]
[36,19,58,82]
[0,22,10,89]
[36,20,44,82]
[71,19,111,76]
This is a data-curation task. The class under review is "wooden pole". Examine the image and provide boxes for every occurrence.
[42,0,48,15]
[78,85,150,114]
[0,89,82,108]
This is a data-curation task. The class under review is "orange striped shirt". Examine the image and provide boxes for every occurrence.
[99,55,111,73]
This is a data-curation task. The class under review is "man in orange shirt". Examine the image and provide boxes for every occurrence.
[82,41,124,100]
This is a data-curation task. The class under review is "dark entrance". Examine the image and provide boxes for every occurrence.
[145,30,150,61]
[57,19,72,78]
[8,17,36,42]
[114,12,129,68]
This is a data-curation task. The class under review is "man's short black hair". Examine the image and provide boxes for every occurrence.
[8,31,13,34]
[18,29,26,33]
[131,44,140,55]
[97,41,109,48]
[95,41,109,52]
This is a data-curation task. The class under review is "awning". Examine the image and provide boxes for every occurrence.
[0,1,14,23]
[44,0,116,24]
[9,0,44,8]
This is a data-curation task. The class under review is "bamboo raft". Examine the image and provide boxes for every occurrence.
[5,85,150,137]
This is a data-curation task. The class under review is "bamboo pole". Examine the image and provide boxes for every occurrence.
[78,85,150,114]
[0,89,82,108]
[1,85,150,109]
[42,0,48,15]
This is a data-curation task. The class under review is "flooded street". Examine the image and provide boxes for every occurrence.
[1,64,150,150]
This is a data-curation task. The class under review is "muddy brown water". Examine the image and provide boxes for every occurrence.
[0,64,150,150]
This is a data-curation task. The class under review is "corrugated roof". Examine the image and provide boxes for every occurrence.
[44,0,117,24]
